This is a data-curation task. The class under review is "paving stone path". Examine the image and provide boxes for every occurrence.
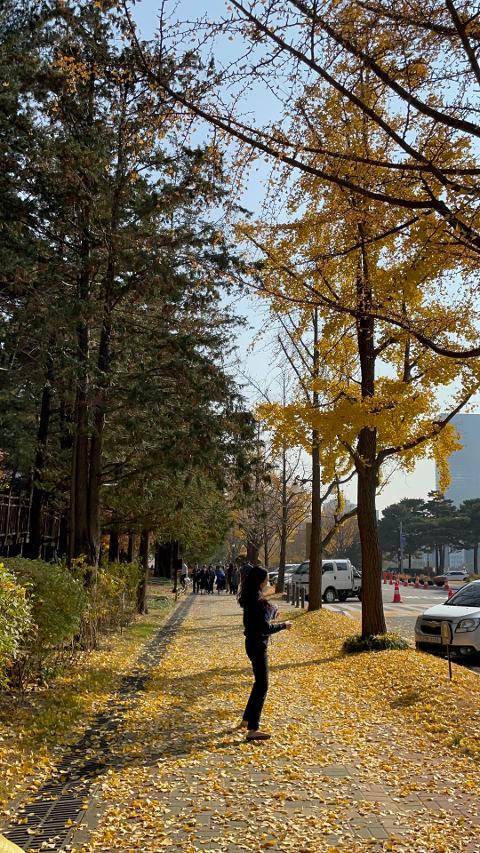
[4,592,479,853]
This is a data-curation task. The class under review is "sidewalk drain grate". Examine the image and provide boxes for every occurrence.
[1,595,194,851]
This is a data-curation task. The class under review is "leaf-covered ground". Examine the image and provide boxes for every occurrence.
[0,591,174,822]
[73,594,480,853]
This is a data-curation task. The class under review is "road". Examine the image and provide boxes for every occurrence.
[326,581,480,674]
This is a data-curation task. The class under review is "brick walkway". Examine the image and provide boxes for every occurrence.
[73,593,479,853]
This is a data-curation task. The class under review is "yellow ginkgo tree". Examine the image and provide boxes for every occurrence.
[248,86,480,637]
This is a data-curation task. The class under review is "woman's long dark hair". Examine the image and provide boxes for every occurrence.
[238,565,268,608]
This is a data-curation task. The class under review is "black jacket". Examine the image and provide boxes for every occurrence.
[243,598,286,646]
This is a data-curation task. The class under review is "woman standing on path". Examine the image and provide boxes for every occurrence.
[238,566,291,741]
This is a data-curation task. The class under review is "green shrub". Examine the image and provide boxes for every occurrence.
[77,560,141,648]
[342,632,409,654]
[0,562,32,686]
[6,557,87,646]
[4,557,87,686]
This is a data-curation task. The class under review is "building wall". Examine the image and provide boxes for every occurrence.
[436,413,480,507]
[435,413,480,570]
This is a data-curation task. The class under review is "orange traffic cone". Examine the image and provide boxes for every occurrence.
[415,577,420,589]
[403,578,408,587]
[393,581,402,603]
[448,587,454,599]
[389,575,393,585]
[383,573,387,584]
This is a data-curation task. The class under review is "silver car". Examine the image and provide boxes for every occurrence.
[268,564,300,584]
[415,579,480,657]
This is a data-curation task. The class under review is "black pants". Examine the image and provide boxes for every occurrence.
[243,640,269,730]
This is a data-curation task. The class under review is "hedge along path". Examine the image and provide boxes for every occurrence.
[0,595,190,853]
[75,594,480,853]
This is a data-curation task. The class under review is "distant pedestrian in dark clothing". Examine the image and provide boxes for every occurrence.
[238,565,291,741]
[230,565,239,595]
[207,565,215,594]
[199,566,208,594]
[226,562,233,593]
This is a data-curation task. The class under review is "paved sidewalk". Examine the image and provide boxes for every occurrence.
[73,593,479,853]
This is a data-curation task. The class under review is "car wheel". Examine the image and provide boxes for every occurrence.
[323,587,336,603]
[338,591,348,602]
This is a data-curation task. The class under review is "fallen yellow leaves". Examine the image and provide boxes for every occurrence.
[0,600,174,820]
[62,596,479,853]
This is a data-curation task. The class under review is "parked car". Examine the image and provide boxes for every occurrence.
[268,564,299,585]
[432,570,469,587]
[415,579,480,657]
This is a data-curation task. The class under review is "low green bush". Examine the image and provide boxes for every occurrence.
[75,559,141,648]
[4,557,87,686]
[0,562,32,686]
[342,632,409,654]
[1,556,142,687]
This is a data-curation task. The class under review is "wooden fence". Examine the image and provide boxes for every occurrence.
[0,493,61,556]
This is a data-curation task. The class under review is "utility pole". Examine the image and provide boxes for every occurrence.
[399,520,404,572]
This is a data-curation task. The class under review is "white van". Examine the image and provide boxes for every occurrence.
[288,559,355,603]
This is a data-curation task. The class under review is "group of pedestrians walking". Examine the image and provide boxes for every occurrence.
[190,563,240,595]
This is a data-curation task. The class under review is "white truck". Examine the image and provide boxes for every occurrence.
[288,558,361,603]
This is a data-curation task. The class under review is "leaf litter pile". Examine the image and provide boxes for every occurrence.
[71,595,479,853]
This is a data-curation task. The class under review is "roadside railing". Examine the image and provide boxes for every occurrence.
[285,582,306,609]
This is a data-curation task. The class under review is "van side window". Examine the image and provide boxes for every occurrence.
[336,563,347,571]
[322,563,333,573]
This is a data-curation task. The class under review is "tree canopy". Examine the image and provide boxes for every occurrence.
[0,0,255,567]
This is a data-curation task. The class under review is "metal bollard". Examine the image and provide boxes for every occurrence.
[286,582,291,603]
[300,586,305,609]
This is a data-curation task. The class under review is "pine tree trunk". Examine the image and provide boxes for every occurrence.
[127,532,136,562]
[70,224,92,568]
[72,378,91,563]
[137,529,149,614]
[26,363,53,559]
[87,310,112,567]
[109,529,119,562]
